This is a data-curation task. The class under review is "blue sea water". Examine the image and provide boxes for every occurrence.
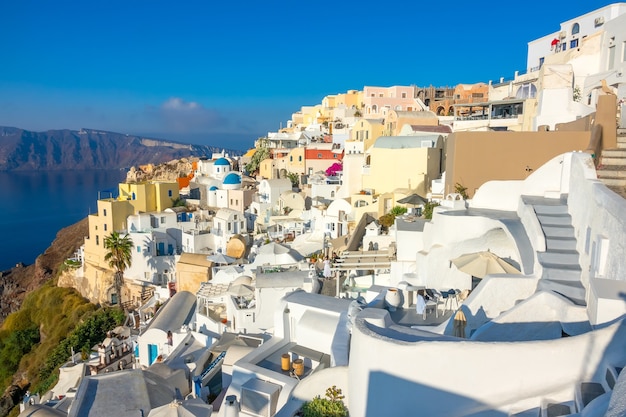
[0,169,127,271]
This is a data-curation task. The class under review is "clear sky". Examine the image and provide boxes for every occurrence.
[0,0,615,150]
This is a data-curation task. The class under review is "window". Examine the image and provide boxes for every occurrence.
[372,104,377,113]
[365,131,369,140]
[539,57,545,68]
[228,223,231,231]
[290,156,293,161]
[104,224,108,231]
[562,43,566,51]
[370,93,375,97]
[401,92,407,98]
[168,190,173,197]
[570,39,578,49]
[234,215,238,220]
[334,154,337,158]
[572,23,580,35]
[103,209,107,216]
[161,216,165,224]
[137,246,141,253]
[379,93,383,97]
[96,235,99,245]
[318,153,322,158]
[298,155,302,161]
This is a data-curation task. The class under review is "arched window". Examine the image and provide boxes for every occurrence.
[515,83,537,99]
[372,104,378,113]
[572,23,580,35]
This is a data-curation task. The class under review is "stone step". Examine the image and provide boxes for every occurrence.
[600,156,626,166]
[532,204,568,215]
[599,177,626,187]
[576,382,605,409]
[543,402,572,417]
[537,279,586,306]
[546,237,577,251]
[541,225,575,239]
[537,214,572,226]
[541,266,581,281]
[602,149,626,158]
[596,168,626,179]
[538,250,580,266]
[617,141,626,149]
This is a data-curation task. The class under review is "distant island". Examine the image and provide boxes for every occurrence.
[0,126,244,171]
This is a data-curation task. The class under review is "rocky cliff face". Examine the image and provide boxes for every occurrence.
[0,218,89,323]
[0,126,240,171]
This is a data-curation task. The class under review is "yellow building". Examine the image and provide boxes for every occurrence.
[176,253,213,294]
[350,118,385,151]
[82,180,180,304]
[362,135,444,198]
[118,181,179,213]
[286,147,306,175]
[385,110,439,136]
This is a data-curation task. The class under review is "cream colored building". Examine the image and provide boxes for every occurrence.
[347,118,385,154]
[362,135,444,197]
[384,110,439,136]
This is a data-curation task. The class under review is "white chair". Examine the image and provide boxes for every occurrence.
[428,289,446,314]
[416,294,437,320]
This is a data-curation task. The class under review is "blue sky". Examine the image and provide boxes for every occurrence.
[0,0,614,150]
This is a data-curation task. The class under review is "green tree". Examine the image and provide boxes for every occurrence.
[423,201,440,220]
[286,172,300,189]
[104,232,133,309]
[245,147,270,175]
[390,206,407,217]
[455,183,469,199]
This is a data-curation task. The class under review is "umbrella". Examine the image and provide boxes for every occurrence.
[453,309,467,338]
[112,325,130,338]
[450,250,521,279]
[227,283,255,297]
[397,193,428,207]
[207,253,236,265]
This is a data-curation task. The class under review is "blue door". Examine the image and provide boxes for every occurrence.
[158,242,165,256]
[148,344,158,365]
[168,244,173,255]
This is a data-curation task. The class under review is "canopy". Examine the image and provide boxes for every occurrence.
[112,325,131,338]
[207,253,236,265]
[450,250,521,278]
[397,193,428,206]
[228,283,255,297]
[453,309,467,338]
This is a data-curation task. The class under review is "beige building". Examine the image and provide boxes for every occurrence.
[347,118,385,154]
[444,94,617,197]
[384,110,440,136]
[176,253,213,294]
[362,86,424,118]
[362,135,444,198]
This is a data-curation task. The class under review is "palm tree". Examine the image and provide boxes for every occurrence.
[104,231,133,309]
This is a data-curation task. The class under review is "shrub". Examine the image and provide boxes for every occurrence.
[423,201,440,220]
[301,386,348,417]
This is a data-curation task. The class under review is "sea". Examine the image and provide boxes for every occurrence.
[0,169,128,271]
